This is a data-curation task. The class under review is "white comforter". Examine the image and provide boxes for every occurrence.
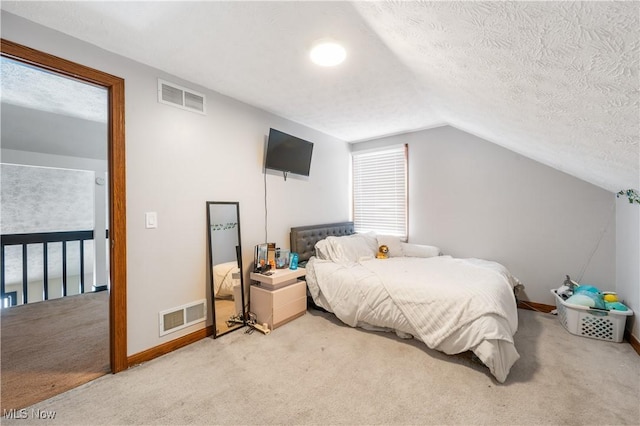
[305,255,521,382]
[212,261,239,298]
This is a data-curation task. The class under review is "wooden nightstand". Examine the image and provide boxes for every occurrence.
[250,267,306,331]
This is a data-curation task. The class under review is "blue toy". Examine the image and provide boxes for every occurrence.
[605,301,628,311]
[560,280,627,312]
[573,285,600,295]
[571,285,606,309]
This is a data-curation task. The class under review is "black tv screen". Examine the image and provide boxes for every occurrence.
[265,128,314,176]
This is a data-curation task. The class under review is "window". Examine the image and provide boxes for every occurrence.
[352,144,408,239]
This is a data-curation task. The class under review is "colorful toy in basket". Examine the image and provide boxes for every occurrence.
[563,284,630,312]
[565,284,606,310]
[563,275,579,292]
[605,301,628,311]
[601,292,628,310]
[551,286,633,342]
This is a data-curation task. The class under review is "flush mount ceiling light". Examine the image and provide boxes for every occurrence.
[309,39,346,67]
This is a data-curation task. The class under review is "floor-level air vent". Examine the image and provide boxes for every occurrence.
[159,299,207,336]
[158,79,206,114]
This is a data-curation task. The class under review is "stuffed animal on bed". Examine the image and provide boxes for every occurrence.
[376,245,389,259]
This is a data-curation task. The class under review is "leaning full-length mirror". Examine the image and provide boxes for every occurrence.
[207,201,245,338]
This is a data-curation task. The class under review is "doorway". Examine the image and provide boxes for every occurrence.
[0,39,127,396]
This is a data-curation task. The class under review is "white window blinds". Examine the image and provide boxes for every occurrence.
[352,144,407,239]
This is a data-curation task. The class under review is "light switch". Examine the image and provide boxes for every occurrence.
[145,212,158,229]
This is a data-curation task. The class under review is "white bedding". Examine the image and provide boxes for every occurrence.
[305,254,521,382]
[212,261,239,298]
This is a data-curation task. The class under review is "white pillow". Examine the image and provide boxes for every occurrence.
[401,242,441,258]
[315,234,376,263]
[357,231,379,254]
[314,239,331,260]
[377,234,404,257]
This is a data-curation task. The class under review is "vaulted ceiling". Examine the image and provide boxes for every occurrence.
[2,1,638,192]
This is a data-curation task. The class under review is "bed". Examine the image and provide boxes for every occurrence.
[212,261,240,298]
[290,222,521,383]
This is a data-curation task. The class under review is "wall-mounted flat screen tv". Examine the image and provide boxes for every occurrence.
[265,128,314,177]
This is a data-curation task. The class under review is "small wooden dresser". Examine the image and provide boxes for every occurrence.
[249,267,306,331]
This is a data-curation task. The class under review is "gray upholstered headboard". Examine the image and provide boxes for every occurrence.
[290,222,355,263]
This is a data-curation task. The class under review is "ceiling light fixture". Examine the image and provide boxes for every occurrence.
[310,39,346,67]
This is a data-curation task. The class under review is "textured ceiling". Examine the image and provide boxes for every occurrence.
[1,1,638,192]
[1,56,108,159]
[1,56,107,123]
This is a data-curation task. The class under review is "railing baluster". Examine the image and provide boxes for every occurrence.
[62,241,67,297]
[1,230,95,306]
[22,244,28,304]
[1,245,5,301]
[80,239,85,294]
[43,242,49,301]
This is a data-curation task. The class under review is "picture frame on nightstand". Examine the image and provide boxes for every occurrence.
[254,243,275,272]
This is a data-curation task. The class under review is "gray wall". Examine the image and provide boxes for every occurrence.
[1,104,107,160]
[616,197,640,338]
[2,12,350,354]
[353,126,616,306]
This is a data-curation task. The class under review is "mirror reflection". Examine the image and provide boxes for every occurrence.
[207,201,245,337]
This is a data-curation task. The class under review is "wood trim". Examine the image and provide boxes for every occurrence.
[128,326,214,367]
[108,62,127,373]
[1,39,128,373]
[625,329,640,356]
[517,300,556,313]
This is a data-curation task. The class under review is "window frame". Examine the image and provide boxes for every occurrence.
[351,143,408,240]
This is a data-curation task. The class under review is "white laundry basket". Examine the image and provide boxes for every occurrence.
[551,289,633,343]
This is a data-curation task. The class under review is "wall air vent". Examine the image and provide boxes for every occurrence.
[157,79,206,114]
[159,299,207,336]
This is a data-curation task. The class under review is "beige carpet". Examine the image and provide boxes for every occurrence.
[1,291,110,411]
[2,308,639,425]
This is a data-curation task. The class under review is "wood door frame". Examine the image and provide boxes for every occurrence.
[1,39,128,372]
